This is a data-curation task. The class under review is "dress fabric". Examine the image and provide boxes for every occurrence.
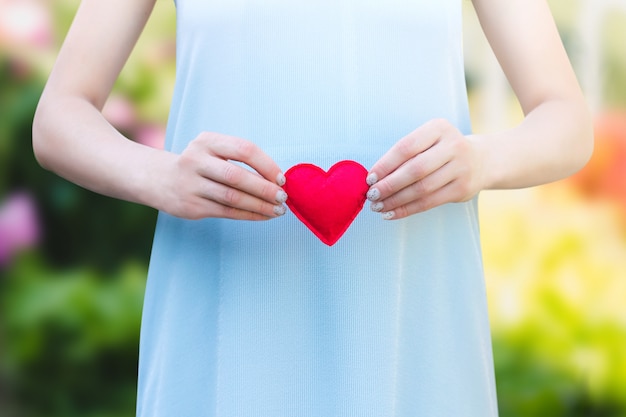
[137,0,499,416]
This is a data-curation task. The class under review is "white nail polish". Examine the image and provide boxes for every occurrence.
[276,190,288,203]
[366,173,378,186]
[371,202,384,212]
[276,172,286,186]
[382,211,395,220]
[367,188,380,201]
[273,205,286,216]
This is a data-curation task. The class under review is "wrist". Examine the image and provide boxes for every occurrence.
[467,133,494,192]
[131,144,178,213]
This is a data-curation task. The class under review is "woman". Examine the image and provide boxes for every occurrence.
[32,0,592,416]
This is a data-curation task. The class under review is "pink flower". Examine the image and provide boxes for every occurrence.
[135,124,166,149]
[0,192,41,267]
[102,95,138,133]
[102,96,166,149]
[0,0,53,49]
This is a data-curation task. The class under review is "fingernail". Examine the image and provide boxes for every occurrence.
[366,173,378,186]
[371,202,384,212]
[367,188,380,201]
[276,190,288,204]
[273,205,286,216]
[382,211,395,220]
[276,172,286,186]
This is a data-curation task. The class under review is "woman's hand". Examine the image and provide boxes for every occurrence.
[363,0,594,222]
[157,132,288,221]
[366,119,486,220]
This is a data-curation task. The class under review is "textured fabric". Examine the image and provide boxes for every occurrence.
[283,161,369,246]
[137,0,499,416]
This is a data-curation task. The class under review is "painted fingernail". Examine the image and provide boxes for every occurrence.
[274,205,286,216]
[276,172,286,186]
[382,211,395,220]
[367,188,380,201]
[276,190,288,204]
[366,173,378,186]
[371,202,384,212]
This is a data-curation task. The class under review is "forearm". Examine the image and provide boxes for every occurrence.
[472,98,593,190]
[32,94,172,211]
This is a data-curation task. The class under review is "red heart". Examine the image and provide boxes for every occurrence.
[283,160,369,246]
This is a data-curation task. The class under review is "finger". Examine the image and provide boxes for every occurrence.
[372,162,455,212]
[171,193,275,221]
[367,119,449,185]
[367,140,452,202]
[380,181,460,220]
[198,157,288,206]
[195,175,287,218]
[200,200,277,221]
[219,208,274,221]
[201,132,286,186]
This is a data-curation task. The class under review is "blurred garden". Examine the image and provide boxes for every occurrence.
[0,0,625,416]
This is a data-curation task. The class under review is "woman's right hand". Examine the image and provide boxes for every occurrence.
[158,132,288,221]
[32,0,288,222]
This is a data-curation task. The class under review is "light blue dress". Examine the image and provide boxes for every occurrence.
[138,0,498,416]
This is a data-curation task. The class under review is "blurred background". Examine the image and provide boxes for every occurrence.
[0,0,624,416]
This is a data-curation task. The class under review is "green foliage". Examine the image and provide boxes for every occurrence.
[0,1,166,413]
[601,11,626,108]
[0,257,146,417]
[0,48,155,415]
[494,332,626,417]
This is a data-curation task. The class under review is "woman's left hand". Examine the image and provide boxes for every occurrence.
[366,119,486,220]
